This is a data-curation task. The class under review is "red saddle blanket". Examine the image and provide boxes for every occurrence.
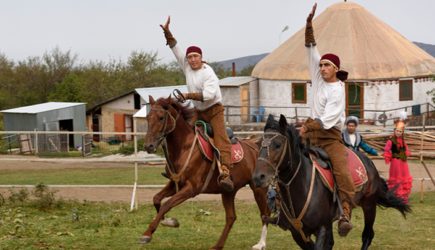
[311,148,368,192]
[197,131,244,164]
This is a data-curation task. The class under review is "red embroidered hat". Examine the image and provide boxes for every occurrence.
[321,53,340,69]
[186,46,202,56]
[320,53,348,81]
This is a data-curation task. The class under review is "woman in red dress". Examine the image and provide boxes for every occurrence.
[383,120,412,203]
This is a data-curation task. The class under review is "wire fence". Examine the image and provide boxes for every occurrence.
[0,131,147,156]
[224,102,435,126]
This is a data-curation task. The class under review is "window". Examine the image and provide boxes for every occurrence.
[292,83,307,103]
[399,80,413,101]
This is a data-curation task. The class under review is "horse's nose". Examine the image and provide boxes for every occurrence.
[253,173,266,188]
[144,143,156,153]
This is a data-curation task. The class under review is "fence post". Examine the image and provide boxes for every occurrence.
[81,135,85,157]
[66,132,70,153]
[295,107,298,122]
[34,129,39,155]
[419,179,424,203]
[7,135,11,154]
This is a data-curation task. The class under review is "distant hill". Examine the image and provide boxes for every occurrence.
[414,42,435,57]
[218,42,435,73]
[217,53,268,72]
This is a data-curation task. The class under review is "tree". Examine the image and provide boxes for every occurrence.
[239,65,255,76]
[48,73,83,102]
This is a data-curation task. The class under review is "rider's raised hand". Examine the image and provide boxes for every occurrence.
[160,16,177,48]
[306,3,317,24]
[305,3,317,47]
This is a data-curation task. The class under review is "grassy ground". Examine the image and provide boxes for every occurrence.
[0,167,167,185]
[0,190,434,250]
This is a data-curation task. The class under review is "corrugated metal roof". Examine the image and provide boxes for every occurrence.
[219,76,257,87]
[1,102,86,114]
[135,85,188,103]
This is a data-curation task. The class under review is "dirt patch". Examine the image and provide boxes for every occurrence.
[0,156,434,202]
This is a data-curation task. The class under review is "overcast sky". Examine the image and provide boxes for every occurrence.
[0,0,434,64]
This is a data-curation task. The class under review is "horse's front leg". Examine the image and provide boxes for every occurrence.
[250,184,270,250]
[140,182,195,244]
[153,181,180,227]
[153,181,176,212]
[314,224,334,250]
[210,192,237,250]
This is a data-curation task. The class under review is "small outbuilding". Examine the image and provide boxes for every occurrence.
[219,76,259,124]
[1,102,86,148]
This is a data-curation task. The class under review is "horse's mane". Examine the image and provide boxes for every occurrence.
[286,123,306,153]
[155,97,197,123]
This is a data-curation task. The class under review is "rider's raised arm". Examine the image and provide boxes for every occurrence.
[305,3,322,86]
[171,45,188,73]
[160,16,188,72]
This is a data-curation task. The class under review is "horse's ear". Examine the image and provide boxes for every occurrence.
[279,114,288,128]
[267,114,275,123]
[149,95,155,105]
[167,94,172,102]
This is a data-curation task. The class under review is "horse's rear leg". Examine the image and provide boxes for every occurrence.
[361,201,376,250]
[250,184,270,250]
[210,192,237,250]
[140,183,195,244]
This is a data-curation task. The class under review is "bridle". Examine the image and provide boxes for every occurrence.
[258,131,302,186]
[258,132,290,177]
[258,130,314,243]
[149,106,180,145]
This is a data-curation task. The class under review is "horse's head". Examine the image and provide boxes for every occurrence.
[144,95,180,153]
[253,114,290,188]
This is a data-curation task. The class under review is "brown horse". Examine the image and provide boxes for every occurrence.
[141,95,270,250]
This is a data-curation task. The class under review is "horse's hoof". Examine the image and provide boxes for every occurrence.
[252,243,266,250]
[139,235,152,244]
[160,217,180,228]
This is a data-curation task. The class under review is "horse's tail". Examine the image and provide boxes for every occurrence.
[376,177,412,218]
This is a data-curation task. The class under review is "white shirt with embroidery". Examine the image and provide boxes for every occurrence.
[306,46,346,130]
[171,44,222,111]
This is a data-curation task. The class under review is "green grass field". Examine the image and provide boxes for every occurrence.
[0,190,434,250]
[0,167,167,185]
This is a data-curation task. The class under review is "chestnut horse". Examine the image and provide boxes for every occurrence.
[141,96,270,250]
[253,114,411,250]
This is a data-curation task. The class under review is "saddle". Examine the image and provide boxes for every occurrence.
[310,147,368,192]
[195,121,244,164]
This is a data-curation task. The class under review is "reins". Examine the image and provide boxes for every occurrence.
[259,131,316,243]
[151,105,214,193]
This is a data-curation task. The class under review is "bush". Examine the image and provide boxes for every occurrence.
[8,188,29,204]
[31,183,62,211]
